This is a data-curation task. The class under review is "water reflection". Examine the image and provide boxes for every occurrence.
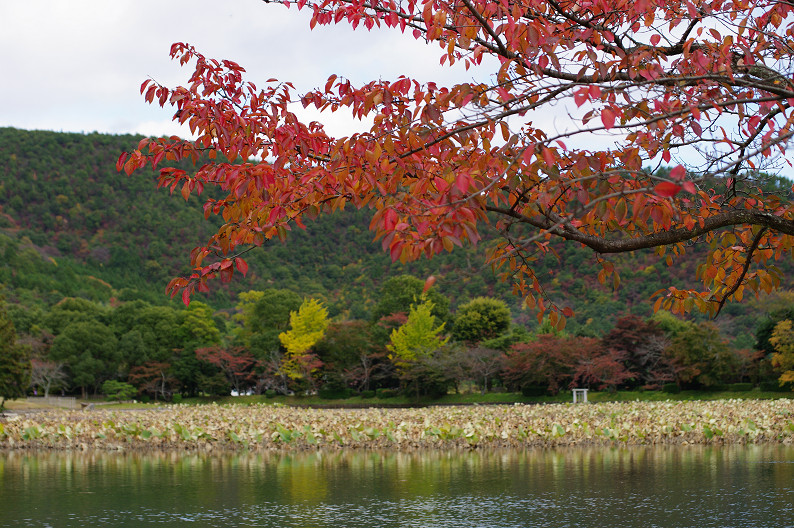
[1,446,792,527]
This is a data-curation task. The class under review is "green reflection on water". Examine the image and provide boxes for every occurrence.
[1,446,792,527]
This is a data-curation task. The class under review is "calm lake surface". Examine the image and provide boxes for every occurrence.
[1,446,792,527]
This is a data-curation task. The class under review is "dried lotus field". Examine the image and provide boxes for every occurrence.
[1,399,793,451]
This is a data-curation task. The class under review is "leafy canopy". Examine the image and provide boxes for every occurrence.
[387,297,449,362]
[121,0,794,327]
[279,298,330,357]
[452,297,511,343]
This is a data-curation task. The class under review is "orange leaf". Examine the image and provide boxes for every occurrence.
[423,275,436,293]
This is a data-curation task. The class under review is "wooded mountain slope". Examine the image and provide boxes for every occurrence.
[0,127,787,341]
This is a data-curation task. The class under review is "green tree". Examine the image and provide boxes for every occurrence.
[177,301,222,349]
[481,325,532,351]
[101,380,137,401]
[756,302,794,354]
[49,320,120,397]
[0,295,31,409]
[387,297,455,397]
[371,275,450,323]
[234,289,302,357]
[120,303,183,363]
[665,322,738,388]
[388,297,449,364]
[43,297,108,335]
[314,320,393,392]
[650,310,693,339]
[452,297,511,344]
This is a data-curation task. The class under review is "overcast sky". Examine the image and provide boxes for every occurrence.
[5,1,786,179]
[0,0,486,139]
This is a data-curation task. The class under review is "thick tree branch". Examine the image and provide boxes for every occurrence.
[485,206,794,253]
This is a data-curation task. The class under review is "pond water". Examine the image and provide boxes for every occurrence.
[1,446,792,527]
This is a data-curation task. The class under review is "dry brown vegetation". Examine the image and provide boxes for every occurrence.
[2,400,793,451]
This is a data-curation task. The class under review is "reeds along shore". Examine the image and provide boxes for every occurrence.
[1,400,793,451]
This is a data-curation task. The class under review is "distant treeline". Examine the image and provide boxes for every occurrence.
[3,274,793,403]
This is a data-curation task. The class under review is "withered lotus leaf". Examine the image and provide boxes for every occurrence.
[1,400,792,451]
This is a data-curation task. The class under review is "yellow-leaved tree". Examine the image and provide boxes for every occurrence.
[769,320,794,389]
[278,299,328,388]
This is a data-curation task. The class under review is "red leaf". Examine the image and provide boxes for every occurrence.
[220,264,234,283]
[181,181,191,201]
[670,164,686,181]
[542,147,555,167]
[235,257,249,277]
[650,34,661,46]
[455,173,470,193]
[116,152,128,172]
[601,107,616,129]
[181,287,191,306]
[686,1,698,19]
[389,241,402,262]
[324,74,337,93]
[574,89,588,107]
[383,208,398,231]
[654,182,682,197]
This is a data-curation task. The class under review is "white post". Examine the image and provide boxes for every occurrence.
[572,388,588,403]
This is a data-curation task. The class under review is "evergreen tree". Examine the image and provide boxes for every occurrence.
[0,295,31,409]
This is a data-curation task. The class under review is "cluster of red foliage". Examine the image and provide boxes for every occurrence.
[120,0,794,327]
[502,316,673,393]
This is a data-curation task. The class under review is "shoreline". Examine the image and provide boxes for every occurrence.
[2,399,792,452]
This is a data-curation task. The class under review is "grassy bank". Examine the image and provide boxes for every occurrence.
[181,388,794,407]
[1,399,792,451]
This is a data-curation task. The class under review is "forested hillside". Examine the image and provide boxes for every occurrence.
[0,127,790,341]
[4,127,794,401]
